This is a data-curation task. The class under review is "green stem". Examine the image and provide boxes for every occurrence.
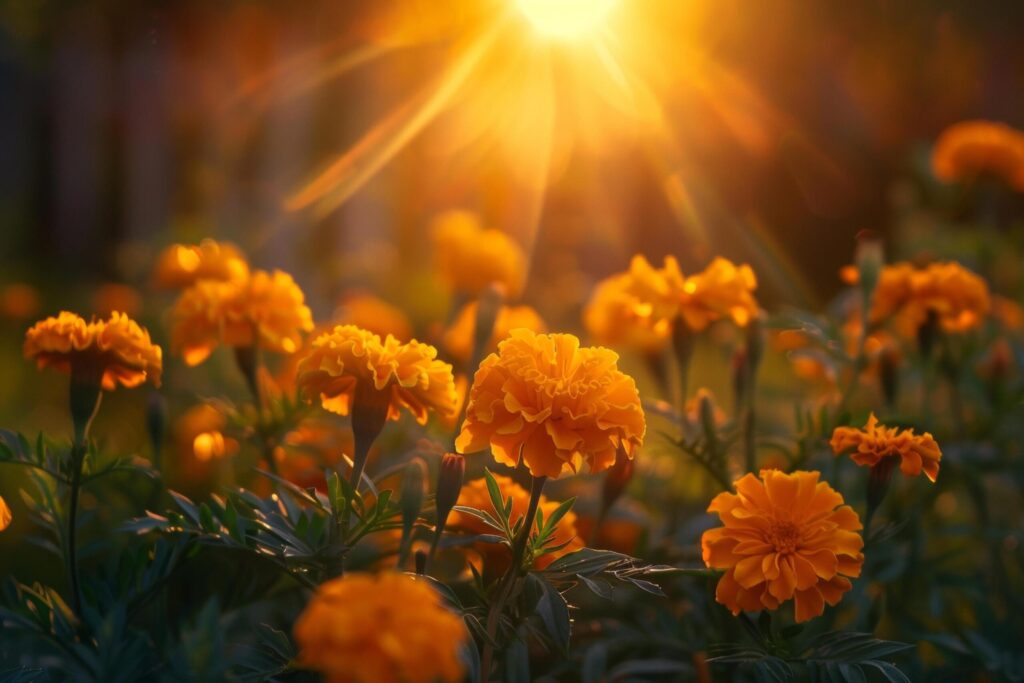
[67,366,103,620]
[479,476,546,683]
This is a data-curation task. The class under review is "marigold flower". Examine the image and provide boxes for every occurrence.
[583,272,670,352]
[92,283,142,316]
[152,239,249,290]
[456,329,645,479]
[171,269,314,366]
[274,420,353,491]
[991,295,1024,331]
[24,311,162,390]
[444,301,547,363]
[0,283,41,320]
[336,291,413,341]
[624,255,759,333]
[931,120,1024,191]
[702,469,864,623]
[0,495,11,532]
[297,325,457,424]
[294,572,465,683]
[830,413,941,482]
[446,474,584,570]
[432,210,526,299]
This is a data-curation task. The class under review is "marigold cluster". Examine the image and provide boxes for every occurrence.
[583,271,670,352]
[336,292,413,341]
[293,572,465,683]
[446,474,584,571]
[432,210,527,299]
[931,120,1024,192]
[623,255,759,333]
[297,325,457,424]
[152,239,249,290]
[456,329,645,479]
[702,470,864,623]
[171,269,314,366]
[830,413,941,482]
[24,311,162,390]
[444,301,547,363]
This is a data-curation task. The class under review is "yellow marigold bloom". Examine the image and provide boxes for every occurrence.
[24,311,162,390]
[583,272,670,352]
[702,470,864,623]
[152,239,249,290]
[294,572,465,683]
[432,210,526,299]
[297,325,457,424]
[456,329,645,479]
[444,301,547,363]
[830,413,941,482]
[625,255,759,333]
[931,120,1024,191]
[0,495,11,532]
[337,291,413,341]
[447,474,584,571]
[171,269,314,366]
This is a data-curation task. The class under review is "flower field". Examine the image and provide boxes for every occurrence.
[1,2,1024,682]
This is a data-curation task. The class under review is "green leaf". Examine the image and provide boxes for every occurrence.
[532,577,572,653]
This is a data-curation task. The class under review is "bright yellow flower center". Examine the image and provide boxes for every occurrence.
[517,0,617,40]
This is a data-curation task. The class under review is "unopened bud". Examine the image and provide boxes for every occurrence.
[601,448,634,515]
[435,453,466,525]
[699,392,719,441]
[854,230,884,308]
[400,458,428,536]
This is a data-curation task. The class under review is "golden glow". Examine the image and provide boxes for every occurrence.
[516,0,617,39]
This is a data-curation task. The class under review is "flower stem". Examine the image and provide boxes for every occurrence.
[67,366,103,619]
[479,475,547,682]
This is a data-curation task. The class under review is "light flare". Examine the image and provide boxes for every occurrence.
[516,0,617,40]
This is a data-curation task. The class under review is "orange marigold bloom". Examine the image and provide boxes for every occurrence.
[294,572,465,683]
[0,495,11,532]
[336,292,413,341]
[624,255,759,333]
[456,329,645,479]
[991,294,1024,331]
[444,301,547,363]
[702,470,864,623]
[297,325,457,424]
[583,272,670,352]
[432,210,526,299]
[931,120,1024,191]
[0,283,41,320]
[830,413,941,482]
[447,474,584,570]
[152,239,249,290]
[24,311,162,390]
[171,269,314,366]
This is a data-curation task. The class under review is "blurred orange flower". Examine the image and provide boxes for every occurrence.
[625,255,759,333]
[932,120,1024,191]
[447,474,584,571]
[296,325,457,424]
[0,495,11,532]
[702,469,864,623]
[92,283,143,317]
[830,413,941,482]
[431,210,526,299]
[444,301,546,363]
[24,311,162,390]
[583,271,670,352]
[991,294,1024,331]
[294,572,465,683]
[152,239,249,290]
[0,283,41,320]
[456,329,645,479]
[171,269,314,366]
[336,291,413,341]
[192,430,237,462]
[274,419,353,490]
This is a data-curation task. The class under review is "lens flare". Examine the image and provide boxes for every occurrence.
[516,0,617,39]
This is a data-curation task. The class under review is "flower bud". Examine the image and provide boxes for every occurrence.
[854,230,884,308]
[699,392,719,442]
[470,284,505,368]
[600,448,634,515]
[400,458,428,535]
[435,453,466,525]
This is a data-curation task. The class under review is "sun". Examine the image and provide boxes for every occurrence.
[516,0,618,40]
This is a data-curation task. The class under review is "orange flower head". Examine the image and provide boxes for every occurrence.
[0,283,41,320]
[991,295,1024,331]
[336,292,413,341]
[830,413,941,482]
[92,283,143,317]
[702,469,864,623]
[296,325,457,424]
[446,474,584,570]
[171,269,314,366]
[293,572,465,683]
[432,210,526,299]
[583,271,670,352]
[931,120,1024,191]
[24,311,162,390]
[152,239,249,290]
[0,495,11,532]
[456,329,645,479]
[274,419,353,490]
[444,301,547,363]
[624,255,759,333]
